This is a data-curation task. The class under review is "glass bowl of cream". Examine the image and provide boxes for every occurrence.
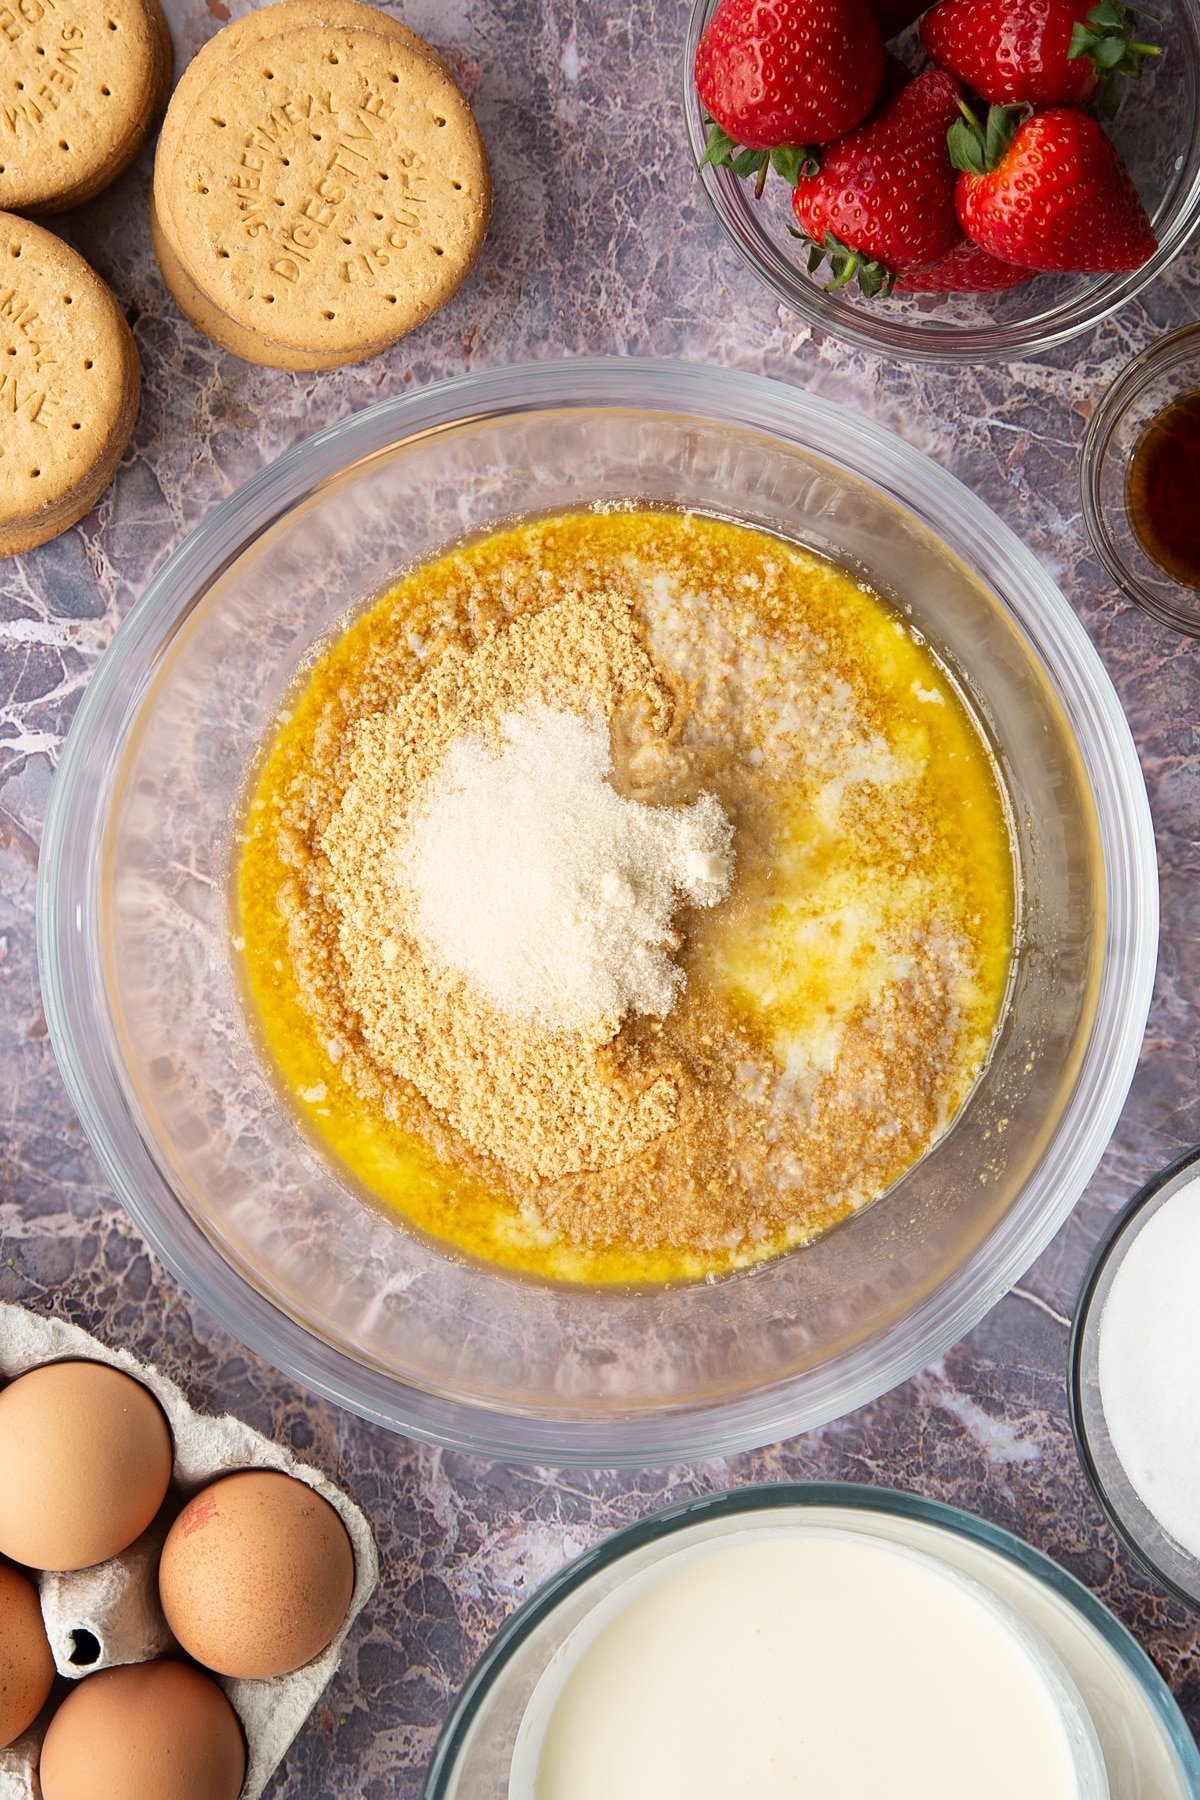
[1070,1142,1200,1612]
[38,357,1157,1463]
[424,1484,1200,1799]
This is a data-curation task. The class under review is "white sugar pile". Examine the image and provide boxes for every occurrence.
[1098,1173,1200,1561]
[397,706,734,1034]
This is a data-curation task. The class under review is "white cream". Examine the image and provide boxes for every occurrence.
[517,1531,1102,1800]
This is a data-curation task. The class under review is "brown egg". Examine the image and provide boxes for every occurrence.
[159,1470,355,1679]
[39,1659,245,1800]
[0,1561,55,1747]
[0,1361,173,1572]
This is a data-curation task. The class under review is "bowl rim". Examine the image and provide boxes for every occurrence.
[682,0,1200,365]
[1068,1139,1200,1611]
[37,356,1159,1463]
[1080,321,1200,638]
[421,1480,1200,1796]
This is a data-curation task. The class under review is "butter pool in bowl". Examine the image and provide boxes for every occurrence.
[39,359,1156,1463]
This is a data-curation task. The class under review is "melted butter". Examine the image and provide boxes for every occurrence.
[236,510,1015,1286]
[696,604,1012,1114]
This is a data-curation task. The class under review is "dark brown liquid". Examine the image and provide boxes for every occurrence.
[1126,391,1200,590]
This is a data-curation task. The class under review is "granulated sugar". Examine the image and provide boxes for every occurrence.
[1098,1174,1200,1561]
[398,705,733,1034]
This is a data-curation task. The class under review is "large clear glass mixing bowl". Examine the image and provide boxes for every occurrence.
[38,360,1157,1463]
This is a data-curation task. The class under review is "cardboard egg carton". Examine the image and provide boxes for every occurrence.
[0,1302,379,1800]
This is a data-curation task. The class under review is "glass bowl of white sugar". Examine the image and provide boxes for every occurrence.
[1070,1143,1200,1611]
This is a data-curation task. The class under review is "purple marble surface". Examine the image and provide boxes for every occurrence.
[2,2,1200,1793]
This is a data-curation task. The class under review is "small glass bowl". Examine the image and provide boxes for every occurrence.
[683,0,1200,364]
[1080,325,1200,636]
[424,1484,1200,1798]
[1069,1143,1200,1611]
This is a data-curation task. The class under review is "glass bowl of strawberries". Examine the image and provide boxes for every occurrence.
[684,0,1200,362]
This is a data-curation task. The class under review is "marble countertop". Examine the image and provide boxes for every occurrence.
[2,2,1199,1792]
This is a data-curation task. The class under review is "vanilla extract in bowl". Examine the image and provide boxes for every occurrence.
[1125,392,1200,590]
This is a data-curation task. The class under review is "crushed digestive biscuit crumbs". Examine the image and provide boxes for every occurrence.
[237,510,1014,1284]
[321,594,734,1182]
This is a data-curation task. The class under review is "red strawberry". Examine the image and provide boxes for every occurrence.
[950,103,1158,271]
[896,238,1034,288]
[791,69,965,295]
[695,0,885,168]
[921,0,1161,111]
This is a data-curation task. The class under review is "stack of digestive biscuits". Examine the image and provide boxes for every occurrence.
[0,211,139,556]
[150,0,490,369]
[0,0,173,214]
